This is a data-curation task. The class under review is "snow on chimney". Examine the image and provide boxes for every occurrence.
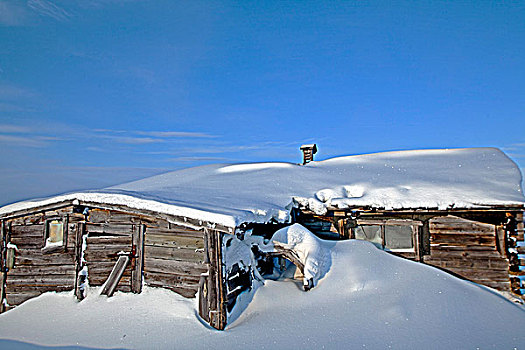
[300,144,317,165]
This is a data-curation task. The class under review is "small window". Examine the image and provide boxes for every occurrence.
[353,221,418,252]
[384,225,413,250]
[44,219,64,251]
[355,225,382,248]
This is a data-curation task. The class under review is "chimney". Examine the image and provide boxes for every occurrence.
[300,144,317,165]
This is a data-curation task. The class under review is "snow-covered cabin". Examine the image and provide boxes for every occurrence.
[0,147,524,330]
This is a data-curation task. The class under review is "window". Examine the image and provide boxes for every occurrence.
[384,225,414,250]
[43,219,66,252]
[352,220,418,252]
[354,225,382,248]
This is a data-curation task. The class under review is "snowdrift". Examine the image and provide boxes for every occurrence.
[0,237,524,349]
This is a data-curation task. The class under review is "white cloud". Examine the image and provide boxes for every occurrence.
[0,124,32,133]
[117,136,161,144]
[27,0,71,21]
[137,131,215,138]
[0,134,46,147]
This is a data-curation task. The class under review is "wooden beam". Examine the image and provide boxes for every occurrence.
[131,224,145,294]
[74,222,86,300]
[100,255,130,297]
[0,220,5,313]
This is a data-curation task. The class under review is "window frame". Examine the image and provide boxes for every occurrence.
[42,216,68,253]
[351,219,421,253]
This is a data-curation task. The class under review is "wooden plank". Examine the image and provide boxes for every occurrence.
[85,243,132,251]
[429,247,501,258]
[85,236,131,245]
[5,285,73,293]
[145,233,204,248]
[0,220,6,313]
[215,231,227,330]
[146,226,203,236]
[144,257,207,275]
[86,223,133,235]
[131,224,145,294]
[430,225,494,233]
[205,228,218,328]
[87,266,132,277]
[15,253,75,266]
[144,245,204,262]
[7,265,76,275]
[144,270,201,285]
[423,257,508,269]
[101,255,130,297]
[88,276,132,287]
[199,273,210,321]
[10,224,44,235]
[6,274,76,284]
[431,234,496,246]
[444,267,510,281]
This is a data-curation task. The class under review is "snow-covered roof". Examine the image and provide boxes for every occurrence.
[1,148,523,227]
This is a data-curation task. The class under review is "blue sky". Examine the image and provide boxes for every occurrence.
[0,0,524,206]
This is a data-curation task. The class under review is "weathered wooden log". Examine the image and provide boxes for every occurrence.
[86,223,133,235]
[101,255,130,297]
[144,257,207,275]
[144,245,203,262]
[131,224,145,294]
[145,234,205,249]
[431,234,496,246]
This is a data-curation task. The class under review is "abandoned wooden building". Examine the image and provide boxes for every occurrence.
[1,147,524,330]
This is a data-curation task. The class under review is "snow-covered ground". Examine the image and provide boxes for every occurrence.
[1,238,524,350]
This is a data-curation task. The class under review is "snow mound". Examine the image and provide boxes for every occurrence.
[217,162,295,173]
[271,224,333,289]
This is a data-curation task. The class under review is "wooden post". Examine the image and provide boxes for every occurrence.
[215,231,227,330]
[63,215,69,250]
[131,224,145,294]
[0,220,6,313]
[204,229,227,330]
[74,222,86,300]
[198,273,210,323]
[421,220,431,256]
[414,225,421,262]
[336,219,346,239]
[495,225,506,256]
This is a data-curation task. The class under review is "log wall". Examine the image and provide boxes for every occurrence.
[0,206,211,309]
[0,207,83,310]
[143,224,206,298]
[423,215,510,291]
